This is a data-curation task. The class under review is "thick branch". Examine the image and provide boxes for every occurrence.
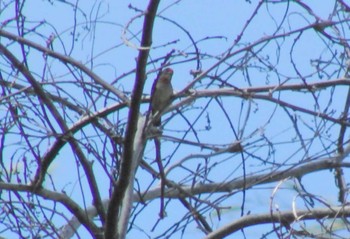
[60,147,350,236]
[204,205,350,239]
[139,160,347,202]
[171,79,350,127]
[0,183,101,238]
[105,1,160,238]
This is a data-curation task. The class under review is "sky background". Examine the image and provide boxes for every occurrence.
[1,0,350,238]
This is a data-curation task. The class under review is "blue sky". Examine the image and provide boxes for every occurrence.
[1,0,349,238]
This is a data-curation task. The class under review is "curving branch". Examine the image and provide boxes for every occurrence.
[0,182,101,237]
[58,143,350,237]
[0,29,129,104]
[204,205,350,239]
[0,43,106,230]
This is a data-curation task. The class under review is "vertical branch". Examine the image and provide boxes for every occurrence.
[105,1,160,238]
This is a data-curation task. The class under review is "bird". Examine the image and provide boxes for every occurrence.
[150,68,174,126]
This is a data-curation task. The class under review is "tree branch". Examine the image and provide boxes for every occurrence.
[105,1,160,238]
[204,205,350,239]
[0,29,129,104]
[0,182,102,238]
[60,145,350,236]
[0,43,106,227]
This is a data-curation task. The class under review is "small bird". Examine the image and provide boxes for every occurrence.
[151,68,174,126]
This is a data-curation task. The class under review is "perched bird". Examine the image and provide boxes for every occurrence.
[150,68,174,126]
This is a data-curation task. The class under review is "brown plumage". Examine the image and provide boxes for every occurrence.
[150,68,174,126]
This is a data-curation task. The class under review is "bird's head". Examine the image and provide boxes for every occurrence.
[160,68,174,81]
